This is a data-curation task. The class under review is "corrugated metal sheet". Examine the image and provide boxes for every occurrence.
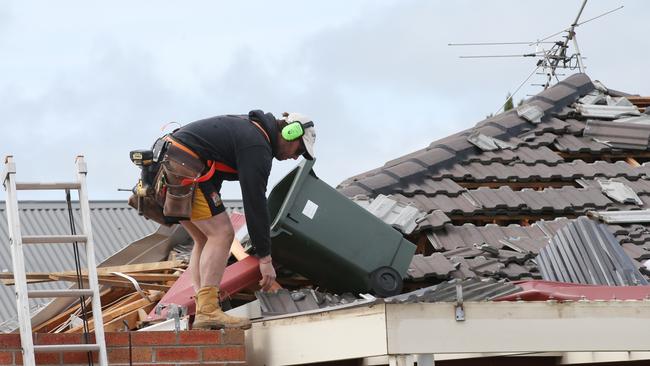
[537,217,648,286]
[583,120,650,150]
[384,278,522,303]
[0,199,243,331]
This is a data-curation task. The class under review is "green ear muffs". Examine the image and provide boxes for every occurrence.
[282,121,314,141]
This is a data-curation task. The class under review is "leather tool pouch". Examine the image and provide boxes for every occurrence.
[160,143,205,219]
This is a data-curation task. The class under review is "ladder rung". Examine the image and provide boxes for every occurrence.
[22,235,88,244]
[28,289,94,298]
[15,182,81,190]
[34,344,100,353]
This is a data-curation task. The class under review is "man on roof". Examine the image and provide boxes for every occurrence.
[165,110,316,329]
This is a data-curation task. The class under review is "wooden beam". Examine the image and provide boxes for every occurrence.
[626,157,641,167]
[65,291,162,333]
[103,302,157,332]
[32,287,131,333]
[626,96,650,108]
[50,274,171,291]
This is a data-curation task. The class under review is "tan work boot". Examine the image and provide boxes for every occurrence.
[193,286,251,330]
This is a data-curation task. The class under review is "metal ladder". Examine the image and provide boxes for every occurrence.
[2,155,108,366]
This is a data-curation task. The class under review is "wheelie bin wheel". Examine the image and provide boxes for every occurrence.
[369,266,403,297]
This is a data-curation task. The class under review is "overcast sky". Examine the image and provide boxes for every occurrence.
[0,0,647,202]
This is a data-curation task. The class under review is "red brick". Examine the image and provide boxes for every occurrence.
[108,347,152,363]
[62,351,99,364]
[223,329,245,345]
[131,331,177,346]
[104,332,129,346]
[35,333,82,345]
[0,352,13,365]
[0,335,21,349]
[202,346,245,361]
[178,330,220,345]
[34,351,61,364]
[155,347,200,362]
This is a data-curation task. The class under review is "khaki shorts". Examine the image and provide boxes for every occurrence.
[191,184,226,221]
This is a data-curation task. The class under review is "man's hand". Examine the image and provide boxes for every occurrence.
[258,255,277,292]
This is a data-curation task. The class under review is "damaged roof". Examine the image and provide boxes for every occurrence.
[338,73,650,285]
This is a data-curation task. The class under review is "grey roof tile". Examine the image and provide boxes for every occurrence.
[528,73,594,113]
[407,253,456,280]
[622,243,650,260]
[553,134,613,153]
[498,263,535,280]
[416,210,452,231]
[467,256,505,276]
[583,120,650,150]
[464,146,563,165]
[398,178,465,197]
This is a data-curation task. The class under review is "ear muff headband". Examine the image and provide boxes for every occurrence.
[282,121,314,141]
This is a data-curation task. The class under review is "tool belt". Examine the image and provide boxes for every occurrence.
[129,119,267,225]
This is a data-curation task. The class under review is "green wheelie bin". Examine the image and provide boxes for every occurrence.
[267,159,416,297]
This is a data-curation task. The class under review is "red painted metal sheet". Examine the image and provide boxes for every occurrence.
[147,255,261,321]
[495,280,650,301]
[230,212,246,233]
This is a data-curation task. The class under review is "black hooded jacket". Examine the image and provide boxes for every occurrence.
[171,110,278,257]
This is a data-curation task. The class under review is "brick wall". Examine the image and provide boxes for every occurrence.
[0,330,245,365]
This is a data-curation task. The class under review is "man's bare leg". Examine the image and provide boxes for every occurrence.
[192,212,234,287]
[180,220,207,292]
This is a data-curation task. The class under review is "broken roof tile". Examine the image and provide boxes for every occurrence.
[553,134,612,153]
[407,253,456,280]
[517,104,544,123]
[589,209,650,224]
[598,179,644,205]
[467,256,504,276]
[577,104,641,119]
[467,132,516,151]
[415,210,452,231]
[583,119,650,150]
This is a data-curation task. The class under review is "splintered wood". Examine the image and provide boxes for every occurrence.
[6,260,188,333]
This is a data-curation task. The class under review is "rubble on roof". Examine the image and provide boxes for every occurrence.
[337,72,650,288]
[353,194,426,234]
[467,131,516,151]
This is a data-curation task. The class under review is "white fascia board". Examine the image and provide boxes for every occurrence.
[386,301,650,354]
[247,301,650,365]
[246,303,388,366]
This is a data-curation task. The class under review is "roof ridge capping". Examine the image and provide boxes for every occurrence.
[338,73,596,198]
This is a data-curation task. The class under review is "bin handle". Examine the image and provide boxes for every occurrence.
[270,158,316,232]
[270,226,293,237]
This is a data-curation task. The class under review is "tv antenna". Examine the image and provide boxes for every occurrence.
[449,0,623,113]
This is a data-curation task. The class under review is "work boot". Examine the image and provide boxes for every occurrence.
[193,286,251,330]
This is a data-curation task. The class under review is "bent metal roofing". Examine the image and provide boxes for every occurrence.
[337,73,650,285]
